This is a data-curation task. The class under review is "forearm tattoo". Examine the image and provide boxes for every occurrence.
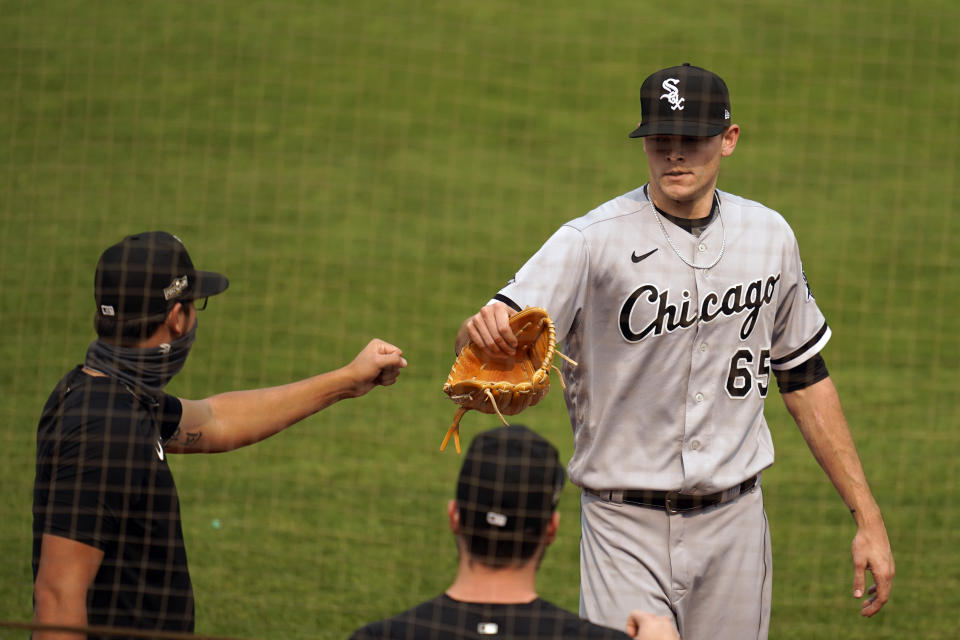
[169,427,203,446]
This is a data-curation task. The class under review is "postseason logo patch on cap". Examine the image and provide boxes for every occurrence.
[163,275,189,301]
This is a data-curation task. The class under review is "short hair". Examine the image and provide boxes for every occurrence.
[459,509,553,569]
[94,312,166,346]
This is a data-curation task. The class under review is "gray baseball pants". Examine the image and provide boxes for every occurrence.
[579,485,771,640]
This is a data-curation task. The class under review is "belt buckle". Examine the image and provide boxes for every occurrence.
[664,491,680,515]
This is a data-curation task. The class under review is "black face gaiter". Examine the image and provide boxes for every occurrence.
[84,322,198,395]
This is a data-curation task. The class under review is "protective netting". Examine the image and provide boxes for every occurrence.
[2,1,958,638]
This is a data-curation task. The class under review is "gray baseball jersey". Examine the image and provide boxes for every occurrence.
[495,185,829,493]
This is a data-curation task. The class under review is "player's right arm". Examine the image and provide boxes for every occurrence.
[455,301,518,358]
[456,224,589,359]
[33,533,104,639]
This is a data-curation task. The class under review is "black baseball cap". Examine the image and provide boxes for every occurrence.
[94,231,229,322]
[456,424,565,564]
[629,63,731,138]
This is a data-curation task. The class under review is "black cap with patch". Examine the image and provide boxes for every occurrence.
[629,63,731,138]
[456,424,565,564]
[94,231,229,322]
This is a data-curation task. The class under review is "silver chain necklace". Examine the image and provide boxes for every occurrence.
[649,190,725,270]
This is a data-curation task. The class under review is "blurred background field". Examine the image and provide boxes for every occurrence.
[1,0,958,638]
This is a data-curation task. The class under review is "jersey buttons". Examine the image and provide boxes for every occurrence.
[698,243,707,252]
[695,392,705,403]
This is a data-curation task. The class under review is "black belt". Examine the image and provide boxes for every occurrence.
[595,474,760,515]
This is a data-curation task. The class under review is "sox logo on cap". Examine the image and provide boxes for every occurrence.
[660,78,684,111]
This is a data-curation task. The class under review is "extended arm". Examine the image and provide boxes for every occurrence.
[33,533,104,639]
[781,376,894,616]
[165,338,406,453]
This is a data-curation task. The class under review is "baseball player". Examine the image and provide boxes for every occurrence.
[456,64,894,640]
[351,424,679,640]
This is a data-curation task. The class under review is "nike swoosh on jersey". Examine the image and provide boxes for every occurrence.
[155,440,165,461]
[631,248,658,263]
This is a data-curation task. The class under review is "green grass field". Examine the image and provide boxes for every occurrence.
[2,1,959,638]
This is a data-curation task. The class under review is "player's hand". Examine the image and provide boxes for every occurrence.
[625,611,680,640]
[851,520,894,617]
[463,302,518,359]
[345,339,408,397]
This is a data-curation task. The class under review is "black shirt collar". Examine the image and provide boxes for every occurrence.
[643,184,719,235]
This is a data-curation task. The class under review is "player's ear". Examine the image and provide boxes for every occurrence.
[720,124,740,157]
[447,500,461,535]
[544,511,561,546]
[163,302,189,338]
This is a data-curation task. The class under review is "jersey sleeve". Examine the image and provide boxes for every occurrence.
[774,352,830,392]
[770,229,832,370]
[159,394,183,442]
[494,224,590,343]
[39,398,148,549]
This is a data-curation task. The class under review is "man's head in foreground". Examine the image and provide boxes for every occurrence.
[450,424,566,568]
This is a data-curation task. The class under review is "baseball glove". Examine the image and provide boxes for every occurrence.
[441,307,576,453]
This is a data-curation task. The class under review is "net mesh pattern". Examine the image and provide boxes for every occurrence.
[2,1,958,638]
